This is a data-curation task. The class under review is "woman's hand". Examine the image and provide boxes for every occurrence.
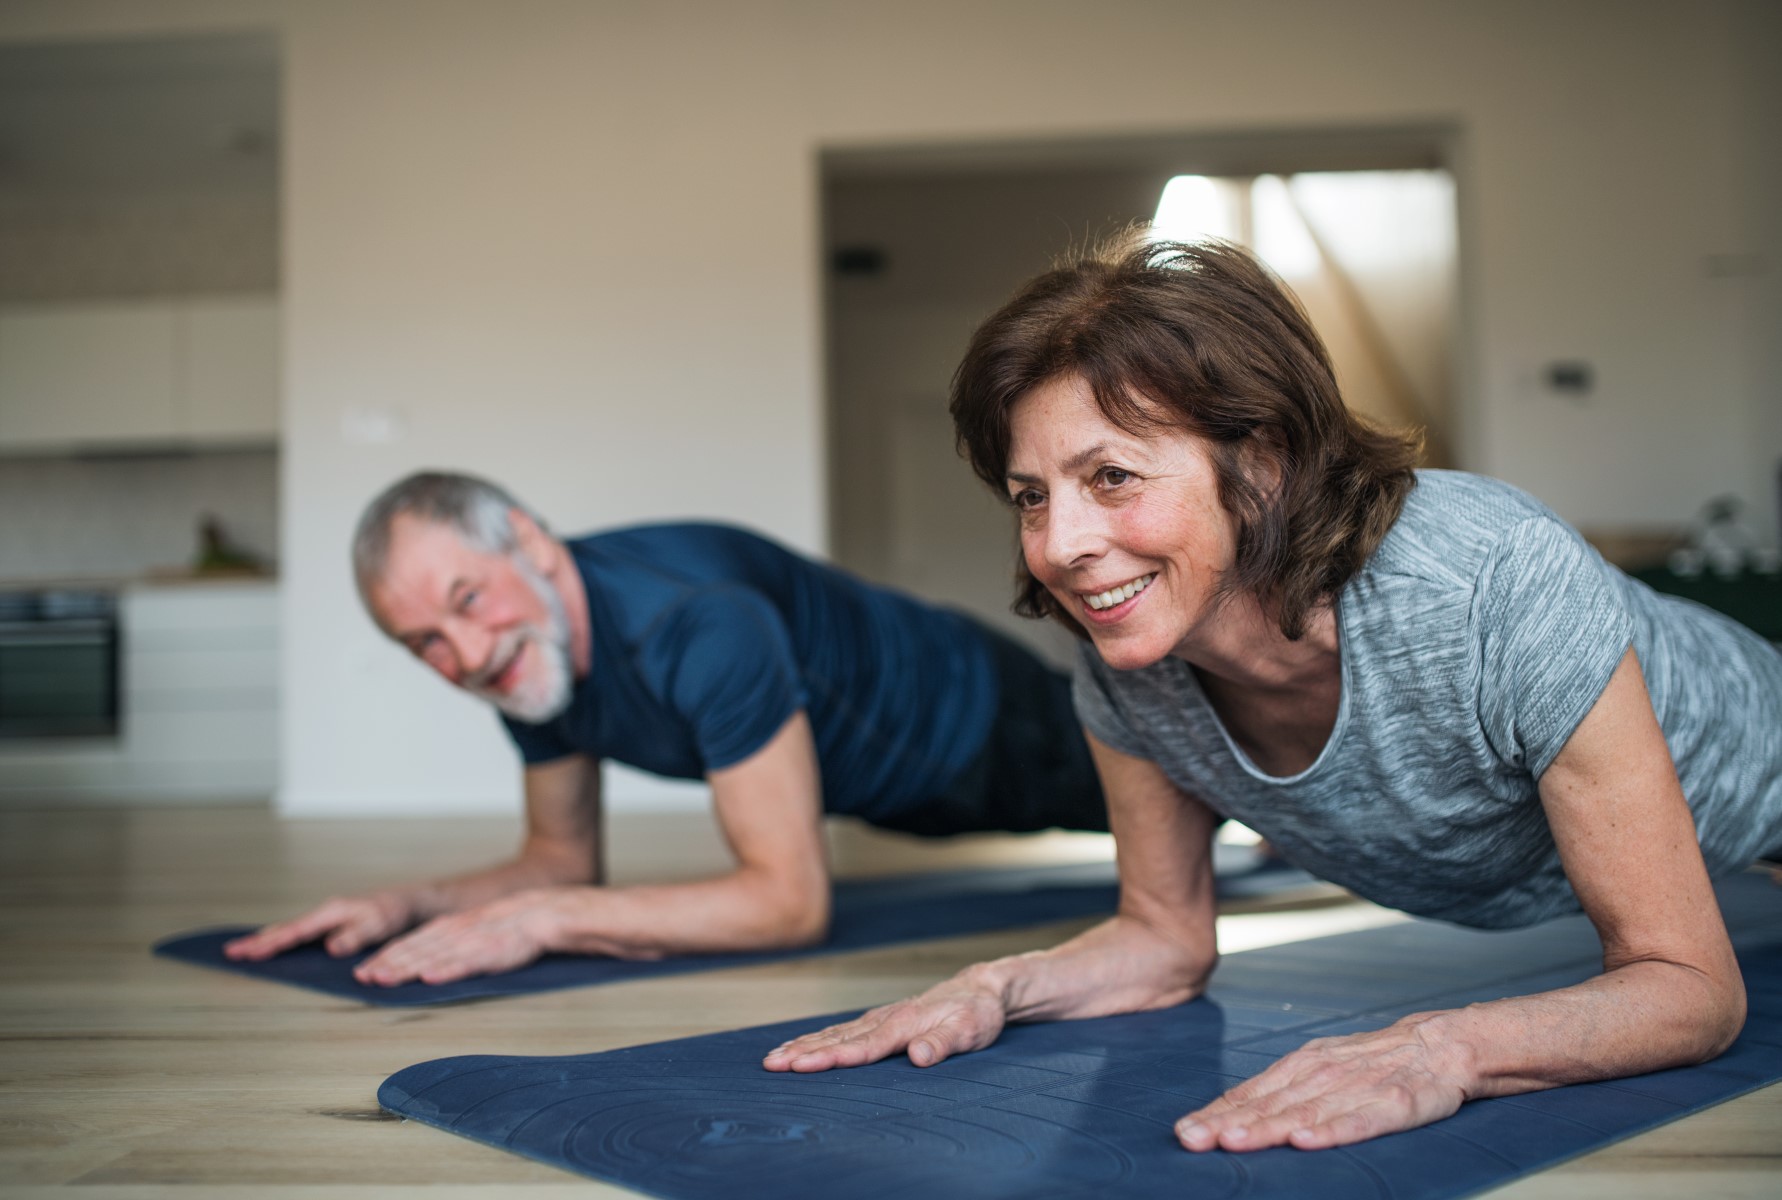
[763,964,1010,1072]
[1176,1011,1472,1152]
[763,734,1224,1076]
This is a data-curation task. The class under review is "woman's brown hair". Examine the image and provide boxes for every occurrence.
[950,235,1420,641]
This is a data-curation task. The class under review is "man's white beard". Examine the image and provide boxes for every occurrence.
[468,556,575,724]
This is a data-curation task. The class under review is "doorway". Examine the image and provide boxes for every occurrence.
[822,127,1461,662]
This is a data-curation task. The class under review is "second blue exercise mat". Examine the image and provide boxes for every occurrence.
[378,870,1782,1200]
[157,861,1132,1005]
[154,858,1315,1006]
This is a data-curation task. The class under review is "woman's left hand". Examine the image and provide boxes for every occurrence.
[1176,1011,1472,1152]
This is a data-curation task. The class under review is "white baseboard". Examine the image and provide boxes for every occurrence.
[275,765,711,818]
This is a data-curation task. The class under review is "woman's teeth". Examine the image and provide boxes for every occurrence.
[1083,574,1156,611]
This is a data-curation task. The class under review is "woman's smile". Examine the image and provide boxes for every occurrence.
[1077,572,1157,618]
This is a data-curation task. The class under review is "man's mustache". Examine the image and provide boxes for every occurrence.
[464,631,526,692]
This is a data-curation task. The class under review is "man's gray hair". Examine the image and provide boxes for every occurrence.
[351,471,546,598]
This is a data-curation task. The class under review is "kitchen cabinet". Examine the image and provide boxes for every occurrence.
[181,297,281,441]
[0,296,279,452]
[0,580,279,804]
[0,302,180,445]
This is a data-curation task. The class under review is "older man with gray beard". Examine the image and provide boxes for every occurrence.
[225,471,1105,986]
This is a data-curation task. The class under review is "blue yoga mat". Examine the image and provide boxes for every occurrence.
[152,862,1119,1005]
[155,859,1310,1006]
[377,870,1782,1199]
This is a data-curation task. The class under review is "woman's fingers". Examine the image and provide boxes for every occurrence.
[1177,1020,1469,1152]
[763,1007,920,1072]
[1286,1096,1405,1150]
[763,980,1007,1073]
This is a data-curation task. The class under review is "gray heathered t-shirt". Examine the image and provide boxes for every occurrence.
[1073,470,1782,929]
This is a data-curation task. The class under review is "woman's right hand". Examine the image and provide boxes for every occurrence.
[763,963,1011,1072]
[223,890,418,961]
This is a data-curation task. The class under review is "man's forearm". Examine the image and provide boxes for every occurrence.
[406,844,598,922]
[540,867,828,957]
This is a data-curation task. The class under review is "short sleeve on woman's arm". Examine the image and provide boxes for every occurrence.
[1071,640,1160,761]
[1473,516,1633,779]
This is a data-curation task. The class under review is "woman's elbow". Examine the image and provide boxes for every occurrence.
[1667,957,1747,1062]
[1698,979,1747,1060]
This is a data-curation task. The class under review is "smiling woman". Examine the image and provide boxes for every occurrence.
[763,237,1782,1155]
[951,238,1419,644]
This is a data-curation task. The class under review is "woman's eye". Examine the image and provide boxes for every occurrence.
[1098,467,1132,488]
[458,589,479,611]
[1011,489,1045,510]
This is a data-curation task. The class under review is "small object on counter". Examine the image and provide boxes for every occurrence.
[1635,496,1781,642]
[192,515,266,576]
[1667,547,1705,579]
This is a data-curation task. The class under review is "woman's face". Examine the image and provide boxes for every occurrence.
[1006,374,1238,671]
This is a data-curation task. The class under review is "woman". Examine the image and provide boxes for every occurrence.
[763,238,1782,1152]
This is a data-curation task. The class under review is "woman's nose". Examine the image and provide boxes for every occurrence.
[1043,494,1107,569]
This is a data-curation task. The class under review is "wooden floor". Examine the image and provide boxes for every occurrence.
[1,803,1776,1199]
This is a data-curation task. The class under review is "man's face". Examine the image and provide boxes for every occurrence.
[368,514,574,723]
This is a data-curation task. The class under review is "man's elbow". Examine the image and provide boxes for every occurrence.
[763,886,831,950]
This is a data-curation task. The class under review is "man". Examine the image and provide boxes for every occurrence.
[226,471,1104,986]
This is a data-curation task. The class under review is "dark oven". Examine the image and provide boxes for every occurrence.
[0,590,120,739]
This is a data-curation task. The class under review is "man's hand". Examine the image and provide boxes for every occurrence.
[224,891,417,961]
[1175,1012,1472,1152]
[763,965,1010,1072]
[352,888,574,986]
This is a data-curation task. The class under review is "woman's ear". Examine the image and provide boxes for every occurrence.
[1239,434,1287,502]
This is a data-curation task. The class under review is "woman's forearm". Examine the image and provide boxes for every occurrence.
[762,908,1217,1075]
[980,910,1219,1023]
[1438,957,1746,1099]
[1171,951,1747,1155]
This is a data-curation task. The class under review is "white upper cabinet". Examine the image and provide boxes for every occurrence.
[179,296,280,441]
[0,295,279,451]
[0,302,181,446]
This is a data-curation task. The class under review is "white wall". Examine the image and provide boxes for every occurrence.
[1730,0,1782,543]
[4,0,1774,815]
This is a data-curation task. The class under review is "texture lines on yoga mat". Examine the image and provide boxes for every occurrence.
[377,871,1782,1199]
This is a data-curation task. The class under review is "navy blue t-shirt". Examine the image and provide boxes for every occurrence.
[500,524,1000,823]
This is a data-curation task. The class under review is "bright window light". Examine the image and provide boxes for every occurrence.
[1151,174,1239,244]
[1250,174,1321,278]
